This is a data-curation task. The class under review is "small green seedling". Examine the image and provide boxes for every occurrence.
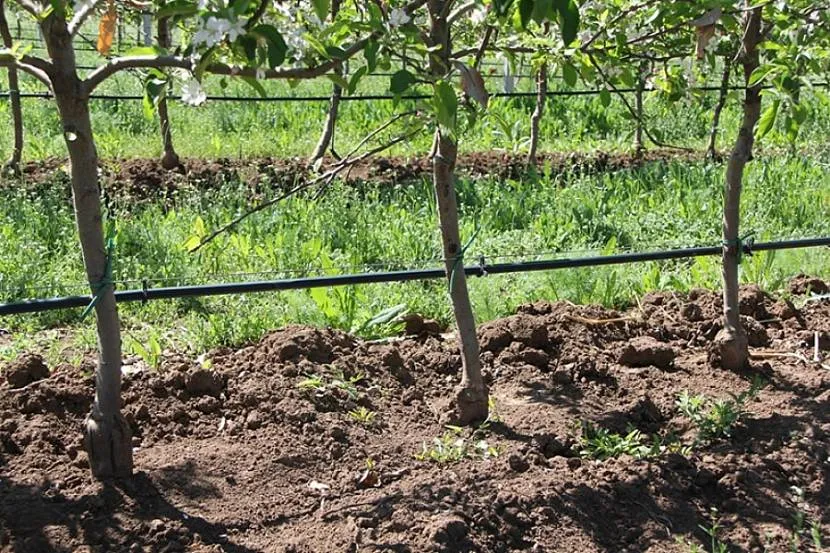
[348,406,377,425]
[416,425,501,463]
[677,378,764,443]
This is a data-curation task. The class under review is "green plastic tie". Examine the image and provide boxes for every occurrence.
[80,233,116,321]
[448,227,480,294]
[723,233,755,264]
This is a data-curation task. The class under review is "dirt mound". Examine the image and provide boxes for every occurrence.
[5,149,699,204]
[1,281,829,552]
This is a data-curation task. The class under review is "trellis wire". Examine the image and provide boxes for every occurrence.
[1,237,828,316]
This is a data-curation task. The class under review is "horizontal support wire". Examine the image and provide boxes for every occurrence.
[6,83,828,103]
[1,237,828,316]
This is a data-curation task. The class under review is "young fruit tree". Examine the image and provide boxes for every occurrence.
[0,0,393,479]
[371,0,579,423]
[0,0,23,175]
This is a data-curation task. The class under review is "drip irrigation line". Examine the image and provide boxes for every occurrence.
[1,236,828,316]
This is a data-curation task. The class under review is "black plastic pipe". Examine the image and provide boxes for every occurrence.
[1,237,828,316]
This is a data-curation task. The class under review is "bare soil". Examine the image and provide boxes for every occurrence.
[1,280,828,553]
[4,150,699,203]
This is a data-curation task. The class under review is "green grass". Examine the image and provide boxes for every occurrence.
[1,24,829,363]
[1,150,828,363]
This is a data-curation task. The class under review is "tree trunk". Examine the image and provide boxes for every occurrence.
[156,15,180,170]
[42,15,133,478]
[713,5,762,371]
[309,0,343,166]
[429,0,488,424]
[707,57,732,160]
[0,0,22,175]
[309,78,342,165]
[633,62,648,155]
[527,61,546,166]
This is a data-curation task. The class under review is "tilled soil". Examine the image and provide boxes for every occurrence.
[1,279,829,552]
[4,149,699,204]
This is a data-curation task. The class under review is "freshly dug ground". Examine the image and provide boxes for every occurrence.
[4,149,699,204]
[1,279,829,553]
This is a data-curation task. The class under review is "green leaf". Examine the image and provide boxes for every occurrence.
[142,77,167,120]
[493,0,514,18]
[237,35,257,62]
[364,39,379,73]
[48,0,66,19]
[327,73,349,89]
[157,0,199,19]
[532,0,554,23]
[555,0,580,46]
[251,25,287,68]
[311,0,331,23]
[325,45,347,60]
[433,80,458,133]
[124,45,167,57]
[562,62,577,87]
[748,65,777,87]
[756,99,779,139]
[390,69,416,95]
[241,76,268,98]
[347,66,368,95]
[518,0,533,29]
[599,87,611,107]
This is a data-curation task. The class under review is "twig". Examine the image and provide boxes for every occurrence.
[565,314,635,326]
[68,0,103,36]
[6,378,49,393]
[588,54,691,152]
[192,127,424,251]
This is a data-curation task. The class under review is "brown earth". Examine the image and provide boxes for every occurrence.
[1,280,829,552]
[3,149,699,204]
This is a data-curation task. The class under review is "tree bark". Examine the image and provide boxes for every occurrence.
[527,61,546,166]
[156,12,180,170]
[713,5,762,371]
[428,0,488,424]
[0,0,22,175]
[633,81,644,155]
[309,79,342,165]
[309,0,343,166]
[42,15,132,478]
[707,56,732,160]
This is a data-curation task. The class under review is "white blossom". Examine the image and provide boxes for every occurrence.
[579,30,592,44]
[73,0,95,11]
[181,79,207,106]
[388,8,411,28]
[256,67,266,80]
[470,7,487,26]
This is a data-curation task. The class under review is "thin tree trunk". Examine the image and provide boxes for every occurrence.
[707,57,733,160]
[527,61,546,166]
[713,5,762,371]
[428,0,488,424]
[309,78,342,165]
[634,82,644,154]
[0,1,22,175]
[42,15,132,478]
[309,0,343,166]
[157,14,180,170]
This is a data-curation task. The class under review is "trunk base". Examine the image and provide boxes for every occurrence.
[710,327,749,370]
[84,407,134,479]
[2,161,21,178]
[161,150,182,171]
[447,383,489,426]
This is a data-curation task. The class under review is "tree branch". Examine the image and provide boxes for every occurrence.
[10,0,41,17]
[84,0,430,94]
[192,126,424,252]
[0,56,52,88]
[68,0,103,36]
[588,54,691,152]
[447,0,475,24]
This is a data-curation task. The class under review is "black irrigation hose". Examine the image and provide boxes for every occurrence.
[2,237,828,316]
[7,83,826,103]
